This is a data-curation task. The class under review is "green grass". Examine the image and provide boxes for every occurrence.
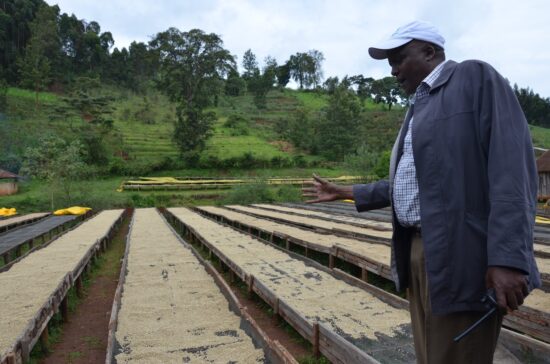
[529,124,550,149]
[7,87,60,103]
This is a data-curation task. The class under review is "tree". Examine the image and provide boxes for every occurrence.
[349,74,374,103]
[20,134,88,209]
[150,28,235,163]
[371,76,404,110]
[225,68,245,96]
[316,84,362,160]
[276,61,291,88]
[513,84,550,127]
[241,49,259,81]
[288,49,324,89]
[173,106,215,165]
[247,56,277,108]
[17,4,59,106]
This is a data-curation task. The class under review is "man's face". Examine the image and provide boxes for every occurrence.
[387,41,434,95]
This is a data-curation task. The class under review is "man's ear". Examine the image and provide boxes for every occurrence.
[424,44,436,62]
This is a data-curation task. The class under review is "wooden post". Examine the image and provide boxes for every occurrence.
[273,298,281,323]
[285,238,289,250]
[15,245,22,258]
[313,322,320,358]
[6,353,15,364]
[40,326,50,348]
[61,296,69,322]
[29,239,34,250]
[305,247,309,257]
[247,275,254,297]
[208,249,212,259]
[229,270,235,284]
[270,232,274,243]
[361,268,368,282]
[76,276,83,298]
[3,253,10,265]
[329,254,334,269]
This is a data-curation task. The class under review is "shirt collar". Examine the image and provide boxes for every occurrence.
[410,60,448,103]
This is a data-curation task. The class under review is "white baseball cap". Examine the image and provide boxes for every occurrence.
[368,20,445,60]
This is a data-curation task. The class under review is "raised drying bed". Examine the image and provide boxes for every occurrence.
[0,209,126,364]
[108,208,267,363]
[196,205,550,345]
[195,206,393,281]
[226,205,392,244]
[0,213,50,234]
[165,207,415,364]
[252,204,393,231]
[0,214,83,266]
[120,176,366,192]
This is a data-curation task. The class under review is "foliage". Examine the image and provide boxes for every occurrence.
[241,49,259,81]
[173,106,216,165]
[151,27,235,108]
[315,84,362,160]
[151,27,235,161]
[20,134,89,208]
[288,50,324,89]
[0,76,7,112]
[224,69,246,96]
[222,182,275,205]
[16,4,58,106]
[371,76,406,110]
[514,84,550,127]
[223,114,250,136]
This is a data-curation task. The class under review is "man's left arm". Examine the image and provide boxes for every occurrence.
[480,63,538,313]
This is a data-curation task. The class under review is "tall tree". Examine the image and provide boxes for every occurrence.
[288,49,324,89]
[371,76,404,110]
[17,3,59,106]
[241,48,259,81]
[316,84,362,160]
[150,27,235,164]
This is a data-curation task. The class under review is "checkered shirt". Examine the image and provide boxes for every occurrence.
[393,61,447,227]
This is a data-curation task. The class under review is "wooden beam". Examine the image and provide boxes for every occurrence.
[60,296,69,322]
[313,322,320,358]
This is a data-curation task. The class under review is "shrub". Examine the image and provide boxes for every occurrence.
[222,182,274,205]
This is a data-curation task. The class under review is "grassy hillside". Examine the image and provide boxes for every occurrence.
[530,125,550,149]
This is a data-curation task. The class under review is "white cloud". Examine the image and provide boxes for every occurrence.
[46,0,550,97]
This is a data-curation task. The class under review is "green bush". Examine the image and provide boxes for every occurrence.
[223,114,250,136]
[222,182,275,205]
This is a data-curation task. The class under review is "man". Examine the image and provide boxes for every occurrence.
[303,21,540,363]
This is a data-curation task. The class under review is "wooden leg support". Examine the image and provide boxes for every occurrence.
[329,254,334,269]
[247,275,254,297]
[313,323,320,358]
[40,326,50,348]
[6,353,15,364]
[3,253,10,265]
[61,296,69,322]
[76,276,83,298]
[361,268,368,282]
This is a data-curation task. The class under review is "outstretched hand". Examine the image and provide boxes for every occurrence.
[485,266,529,314]
[302,174,353,203]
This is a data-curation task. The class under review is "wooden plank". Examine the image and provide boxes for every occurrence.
[318,324,380,364]
[106,209,134,364]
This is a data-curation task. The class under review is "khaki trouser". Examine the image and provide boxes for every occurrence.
[408,233,503,364]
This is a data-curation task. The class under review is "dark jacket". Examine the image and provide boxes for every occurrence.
[352,60,541,314]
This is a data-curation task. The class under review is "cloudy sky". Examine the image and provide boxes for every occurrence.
[45,0,550,97]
